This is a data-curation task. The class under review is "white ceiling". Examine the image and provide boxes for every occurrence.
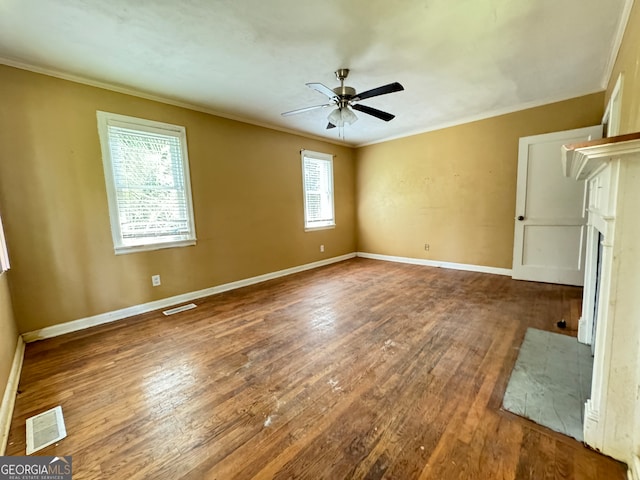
[0,0,631,146]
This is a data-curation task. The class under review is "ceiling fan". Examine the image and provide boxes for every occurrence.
[282,69,404,129]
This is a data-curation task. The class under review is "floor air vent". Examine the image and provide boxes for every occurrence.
[163,303,197,316]
[26,406,67,454]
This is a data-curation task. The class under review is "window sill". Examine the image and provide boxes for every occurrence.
[114,239,196,255]
[304,225,336,232]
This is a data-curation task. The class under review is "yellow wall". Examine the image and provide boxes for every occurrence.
[0,65,356,333]
[607,0,640,133]
[356,93,604,268]
[0,273,18,399]
[0,61,612,335]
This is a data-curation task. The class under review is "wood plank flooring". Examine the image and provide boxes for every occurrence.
[6,258,627,479]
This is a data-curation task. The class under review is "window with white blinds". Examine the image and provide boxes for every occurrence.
[301,150,335,230]
[97,111,196,254]
[0,211,10,273]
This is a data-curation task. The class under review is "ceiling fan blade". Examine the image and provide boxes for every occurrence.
[352,104,396,122]
[281,103,333,116]
[326,122,336,129]
[354,82,404,101]
[306,82,337,99]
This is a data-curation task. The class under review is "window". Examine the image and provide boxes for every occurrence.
[97,111,196,254]
[301,150,335,230]
[0,211,9,273]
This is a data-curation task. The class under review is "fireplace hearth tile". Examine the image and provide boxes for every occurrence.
[502,328,593,441]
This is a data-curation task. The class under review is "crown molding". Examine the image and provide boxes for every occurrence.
[0,57,352,148]
[356,88,605,148]
[601,0,635,89]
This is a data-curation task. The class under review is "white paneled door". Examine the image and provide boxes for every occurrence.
[512,126,603,286]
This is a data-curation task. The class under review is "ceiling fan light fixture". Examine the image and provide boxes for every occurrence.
[327,107,358,127]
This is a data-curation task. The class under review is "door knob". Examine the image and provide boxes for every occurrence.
[517,215,525,221]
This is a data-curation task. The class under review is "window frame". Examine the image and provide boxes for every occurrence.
[97,111,197,255]
[301,150,335,231]
[0,211,10,274]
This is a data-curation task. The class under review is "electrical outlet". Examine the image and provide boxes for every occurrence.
[320,245,325,252]
[151,275,161,287]
[424,243,430,251]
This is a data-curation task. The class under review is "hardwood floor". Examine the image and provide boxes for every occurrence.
[6,258,626,479]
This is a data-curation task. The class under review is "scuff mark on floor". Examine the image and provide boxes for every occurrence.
[382,339,397,352]
[328,378,342,392]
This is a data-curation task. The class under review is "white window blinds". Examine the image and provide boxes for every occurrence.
[302,150,335,230]
[97,112,196,254]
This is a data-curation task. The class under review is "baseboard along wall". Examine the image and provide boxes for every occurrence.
[22,252,512,343]
[0,337,25,455]
[356,252,513,277]
[22,253,357,343]
[629,456,640,480]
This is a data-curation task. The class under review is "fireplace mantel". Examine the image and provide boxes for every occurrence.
[561,132,640,179]
[562,133,640,474]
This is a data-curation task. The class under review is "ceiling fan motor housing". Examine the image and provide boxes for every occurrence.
[333,68,355,107]
[333,85,356,98]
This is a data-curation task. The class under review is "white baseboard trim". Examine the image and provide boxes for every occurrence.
[629,456,640,480]
[1,336,25,455]
[22,253,356,343]
[583,398,603,454]
[577,316,589,344]
[356,252,512,277]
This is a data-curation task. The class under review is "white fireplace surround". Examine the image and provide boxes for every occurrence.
[562,135,640,475]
